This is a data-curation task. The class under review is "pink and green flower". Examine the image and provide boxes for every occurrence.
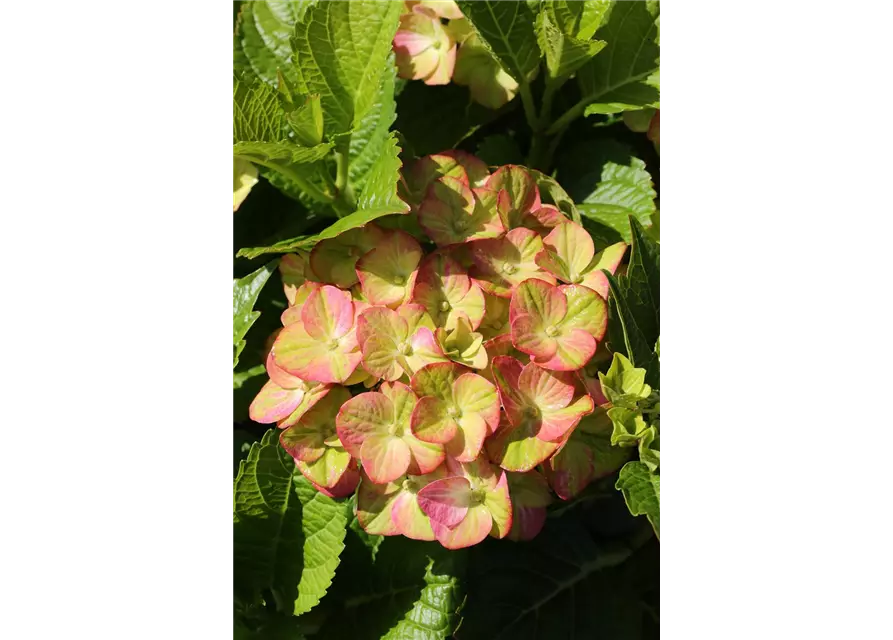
[405,151,490,207]
[509,278,608,371]
[435,312,488,370]
[393,5,457,86]
[483,165,541,231]
[416,457,512,549]
[356,304,447,381]
[249,350,332,427]
[409,361,500,461]
[478,292,511,340]
[411,252,486,329]
[452,31,519,110]
[544,419,630,500]
[280,387,354,490]
[417,177,503,246]
[535,221,627,298]
[355,466,448,540]
[486,356,594,471]
[506,471,553,541]
[469,227,556,297]
[273,285,367,383]
[355,229,423,308]
[309,225,385,289]
[336,381,444,484]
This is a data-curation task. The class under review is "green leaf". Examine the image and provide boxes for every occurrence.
[292,474,350,615]
[616,462,660,539]
[574,142,656,244]
[237,132,409,258]
[233,76,287,144]
[348,56,397,195]
[233,260,278,368]
[460,515,654,638]
[603,215,659,384]
[395,82,506,157]
[475,134,523,166]
[576,1,660,115]
[604,217,659,385]
[457,1,541,83]
[235,1,317,86]
[529,169,580,224]
[536,0,609,84]
[233,430,349,616]
[234,140,334,165]
[320,534,466,640]
[290,1,403,136]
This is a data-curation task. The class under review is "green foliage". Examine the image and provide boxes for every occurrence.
[234,430,349,617]
[233,2,661,635]
[233,260,278,368]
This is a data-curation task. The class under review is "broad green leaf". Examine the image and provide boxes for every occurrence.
[235,1,317,86]
[575,1,660,115]
[233,76,287,144]
[234,430,349,616]
[233,260,278,368]
[574,141,656,244]
[604,216,659,385]
[616,462,660,539]
[460,514,654,638]
[292,474,350,615]
[236,133,409,257]
[348,56,397,194]
[457,1,541,83]
[233,77,335,179]
[290,1,403,136]
[319,534,466,640]
[536,1,608,84]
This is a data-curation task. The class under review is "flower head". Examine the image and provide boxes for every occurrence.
[394,6,457,86]
[535,221,627,298]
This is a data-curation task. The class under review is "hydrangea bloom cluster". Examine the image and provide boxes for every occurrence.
[251,152,629,549]
[392,0,519,109]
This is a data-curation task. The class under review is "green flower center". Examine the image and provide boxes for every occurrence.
[501,262,517,275]
[439,300,451,312]
[447,406,461,419]
[453,217,467,232]
[432,39,443,51]
[393,275,405,285]
[402,477,418,493]
[399,342,413,356]
[545,325,559,337]
[390,422,405,438]
[470,488,487,506]
[327,339,341,350]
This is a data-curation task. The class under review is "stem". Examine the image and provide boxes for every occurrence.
[239,155,332,204]
[526,80,559,170]
[545,96,590,136]
[518,81,539,132]
[334,136,355,216]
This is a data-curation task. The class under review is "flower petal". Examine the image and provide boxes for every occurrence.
[453,372,500,432]
[447,411,489,462]
[432,503,492,549]
[249,379,304,424]
[356,469,402,536]
[558,284,608,339]
[538,394,595,441]
[296,447,352,489]
[509,278,567,327]
[410,361,463,399]
[361,434,412,484]
[391,490,436,541]
[417,475,473,529]
[486,416,560,472]
[486,165,540,230]
[410,396,459,444]
[531,328,597,372]
[519,362,575,410]
[539,221,595,283]
[490,355,527,426]
[417,177,476,246]
[355,230,422,307]
[312,460,360,498]
[543,435,595,500]
[580,241,627,298]
[336,391,393,458]
[510,313,559,360]
[484,471,513,539]
[280,423,326,463]
[403,327,450,375]
[302,285,355,341]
